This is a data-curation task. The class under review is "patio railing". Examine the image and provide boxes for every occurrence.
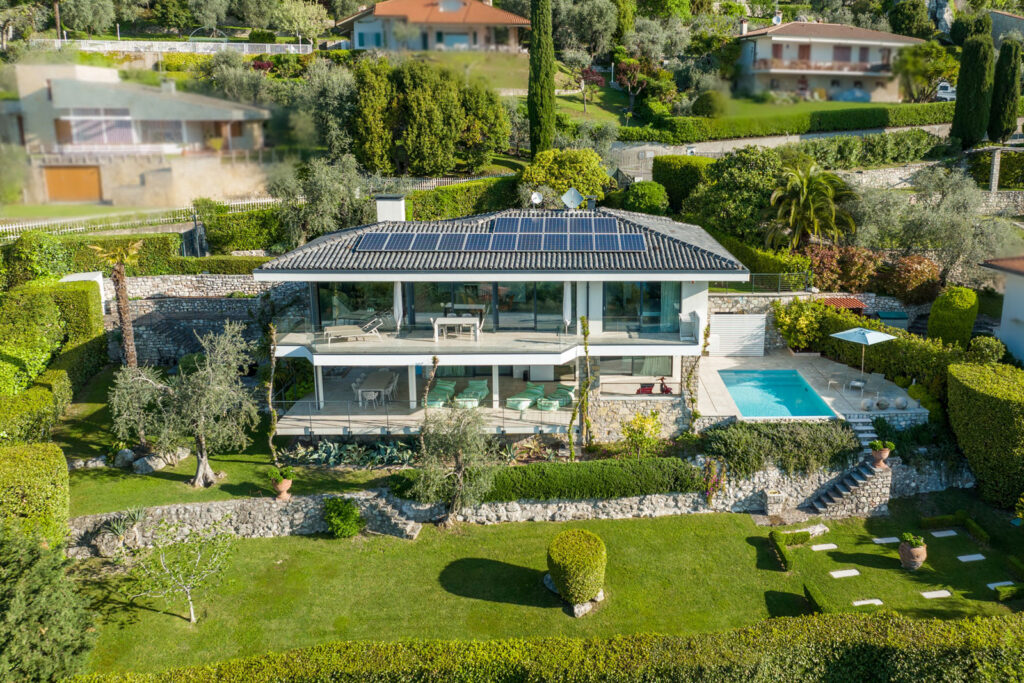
[710,272,811,293]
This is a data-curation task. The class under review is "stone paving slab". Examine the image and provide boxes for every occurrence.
[812,543,838,551]
[958,554,985,562]
[830,569,860,578]
[852,598,883,606]
[931,530,957,538]
[921,590,952,599]
[872,537,900,544]
[988,581,1014,590]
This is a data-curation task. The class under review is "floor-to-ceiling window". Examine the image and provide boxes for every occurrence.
[406,282,573,331]
[317,283,392,325]
[603,282,679,332]
[536,282,566,331]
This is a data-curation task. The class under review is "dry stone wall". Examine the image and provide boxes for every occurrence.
[588,396,689,442]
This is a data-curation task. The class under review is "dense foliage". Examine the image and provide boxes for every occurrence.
[528,0,556,156]
[0,442,68,546]
[875,255,941,304]
[950,35,995,149]
[0,286,64,396]
[947,363,1024,507]
[623,180,669,214]
[927,287,978,348]
[705,228,811,274]
[3,231,71,288]
[62,233,182,276]
[520,148,611,200]
[204,209,284,254]
[405,177,519,220]
[547,529,606,605]
[322,498,366,539]
[651,155,714,211]
[685,146,781,240]
[968,150,1024,189]
[701,421,861,478]
[783,129,939,170]
[802,245,881,293]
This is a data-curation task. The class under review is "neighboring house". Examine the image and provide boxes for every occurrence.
[337,0,529,51]
[736,21,923,102]
[253,200,748,435]
[989,9,1024,48]
[982,256,1024,361]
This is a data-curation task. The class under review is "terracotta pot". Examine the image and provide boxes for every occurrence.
[273,479,293,502]
[871,448,890,468]
[898,541,927,570]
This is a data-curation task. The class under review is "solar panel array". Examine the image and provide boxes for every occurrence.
[356,216,645,253]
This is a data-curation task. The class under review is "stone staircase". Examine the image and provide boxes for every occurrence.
[847,416,878,457]
[803,460,889,517]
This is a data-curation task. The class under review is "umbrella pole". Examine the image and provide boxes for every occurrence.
[861,345,865,375]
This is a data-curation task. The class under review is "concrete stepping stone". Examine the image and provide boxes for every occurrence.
[921,590,952,599]
[811,543,838,551]
[988,581,1014,590]
[872,537,899,544]
[958,554,985,563]
[930,530,957,538]
[830,569,860,578]
[852,599,883,606]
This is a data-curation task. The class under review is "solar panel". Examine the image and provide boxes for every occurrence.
[519,217,543,233]
[464,234,491,251]
[385,233,414,250]
[543,233,568,251]
[438,233,466,251]
[544,217,569,233]
[569,234,594,252]
[594,234,620,251]
[594,217,617,233]
[619,234,645,252]
[569,218,592,233]
[493,217,519,233]
[411,233,441,251]
[491,233,517,251]
[517,233,543,251]
[357,233,388,251]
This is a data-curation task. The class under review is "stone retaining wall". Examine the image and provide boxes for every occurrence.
[837,162,941,190]
[588,396,689,442]
[104,275,301,304]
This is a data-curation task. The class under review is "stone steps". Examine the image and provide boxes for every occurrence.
[805,460,886,516]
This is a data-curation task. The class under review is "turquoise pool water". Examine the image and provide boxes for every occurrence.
[718,369,834,418]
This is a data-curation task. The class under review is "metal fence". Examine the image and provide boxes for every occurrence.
[710,272,811,293]
[33,39,312,55]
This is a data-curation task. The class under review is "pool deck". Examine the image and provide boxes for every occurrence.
[698,351,921,422]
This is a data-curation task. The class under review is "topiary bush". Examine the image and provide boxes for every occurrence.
[623,181,669,215]
[691,90,727,118]
[547,529,606,605]
[928,287,979,348]
[651,155,715,211]
[967,336,1007,364]
[323,497,367,539]
[248,28,276,43]
[0,442,69,546]
[948,363,1024,507]
[701,421,861,478]
[4,230,71,287]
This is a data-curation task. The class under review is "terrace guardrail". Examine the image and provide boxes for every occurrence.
[33,38,312,55]
[710,272,811,293]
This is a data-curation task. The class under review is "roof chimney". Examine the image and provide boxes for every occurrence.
[375,194,406,222]
[160,79,176,94]
[586,195,597,210]
[740,17,748,35]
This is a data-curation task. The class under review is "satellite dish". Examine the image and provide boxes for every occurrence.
[530,191,543,206]
[561,187,585,209]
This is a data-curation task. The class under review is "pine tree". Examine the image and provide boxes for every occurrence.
[988,38,1022,144]
[528,0,555,157]
[951,35,995,149]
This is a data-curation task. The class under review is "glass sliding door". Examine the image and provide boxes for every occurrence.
[536,282,565,331]
[496,282,535,330]
[604,282,680,333]
[603,282,642,332]
[453,282,494,331]
[411,283,452,327]
[317,283,393,325]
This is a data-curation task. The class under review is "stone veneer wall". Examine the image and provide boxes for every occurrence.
[588,396,689,442]
[837,162,941,190]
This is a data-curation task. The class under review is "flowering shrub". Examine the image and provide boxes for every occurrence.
[251,60,273,72]
[620,410,662,458]
[702,459,726,504]
[803,245,880,292]
[877,255,941,304]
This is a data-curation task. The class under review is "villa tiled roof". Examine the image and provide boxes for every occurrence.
[982,256,1024,277]
[258,208,746,276]
[740,21,923,43]
[367,0,530,26]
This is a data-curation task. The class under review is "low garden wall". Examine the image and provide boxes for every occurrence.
[588,396,689,442]
[837,162,942,190]
[103,274,300,302]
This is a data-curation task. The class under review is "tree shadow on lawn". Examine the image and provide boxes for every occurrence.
[825,550,897,570]
[746,536,780,571]
[764,590,811,618]
[439,558,561,608]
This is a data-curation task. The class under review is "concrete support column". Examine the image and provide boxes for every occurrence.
[492,365,500,409]
[408,365,417,410]
[314,365,324,410]
[575,281,587,334]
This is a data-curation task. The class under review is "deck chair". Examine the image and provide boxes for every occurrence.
[504,382,545,410]
[323,317,383,343]
[425,379,457,408]
[454,379,489,408]
[545,384,575,407]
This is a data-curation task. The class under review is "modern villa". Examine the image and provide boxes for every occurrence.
[253,199,749,435]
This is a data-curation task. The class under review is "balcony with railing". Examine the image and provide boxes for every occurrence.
[752,58,892,74]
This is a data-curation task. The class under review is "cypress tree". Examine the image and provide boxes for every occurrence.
[951,35,995,149]
[988,38,1022,143]
[528,0,555,157]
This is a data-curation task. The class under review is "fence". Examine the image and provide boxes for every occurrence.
[33,39,312,55]
[709,272,811,293]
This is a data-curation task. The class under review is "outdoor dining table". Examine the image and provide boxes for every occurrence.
[356,370,396,406]
[433,316,481,342]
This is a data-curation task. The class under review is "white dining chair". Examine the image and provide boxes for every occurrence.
[364,391,380,409]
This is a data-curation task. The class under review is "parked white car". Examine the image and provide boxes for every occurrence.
[935,82,957,102]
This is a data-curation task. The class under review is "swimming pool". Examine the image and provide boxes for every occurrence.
[718,369,834,418]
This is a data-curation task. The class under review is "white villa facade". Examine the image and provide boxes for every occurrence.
[983,257,1024,361]
[254,200,749,435]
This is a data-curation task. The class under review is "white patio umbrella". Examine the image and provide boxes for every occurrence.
[829,327,896,375]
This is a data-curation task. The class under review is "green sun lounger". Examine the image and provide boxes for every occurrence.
[425,379,457,408]
[504,382,545,410]
[454,379,489,408]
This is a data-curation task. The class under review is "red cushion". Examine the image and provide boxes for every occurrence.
[636,384,654,394]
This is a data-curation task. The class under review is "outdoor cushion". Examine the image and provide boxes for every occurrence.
[535,398,561,411]
[546,389,574,407]
[457,380,489,402]
[505,396,537,410]
[453,396,481,409]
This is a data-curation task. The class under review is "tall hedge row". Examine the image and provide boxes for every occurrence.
[927,286,978,348]
[73,613,1024,682]
[947,363,1024,507]
[651,155,715,211]
[59,233,183,277]
[706,228,812,274]
[204,209,283,254]
[0,442,68,546]
[405,176,519,221]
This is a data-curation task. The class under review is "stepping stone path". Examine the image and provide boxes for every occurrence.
[931,530,957,538]
[852,599,883,606]
[872,537,899,544]
[811,543,837,551]
[830,569,860,578]
[921,590,952,599]
[958,554,985,563]
[988,581,1014,590]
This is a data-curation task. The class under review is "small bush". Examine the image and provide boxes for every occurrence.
[963,517,990,545]
[4,230,71,287]
[803,583,832,613]
[159,53,211,72]
[620,410,662,458]
[691,90,727,118]
[701,421,861,478]
[967,336,1006,364]
[996,584,1024,602]
[323,498,367,539]
[0,442,69,546]
[623,181,669,215]
[547,529,606,604]
[876,255,941,304]
[769,530,795,570]
[248,28,276,43]
[781,530,811,546]
[651,155,715,211]
[928,287,978,347]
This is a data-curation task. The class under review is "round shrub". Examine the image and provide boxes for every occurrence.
[248,28,277,43]
[948,363,1024,507]
[967,336,1006,364]
[691,90,727,118]
[651,155,715,211]
[546,529,606,605]
[928,286,978,347]
[323,497,366,539]
[5,230,71,287]
[623,181,669,215]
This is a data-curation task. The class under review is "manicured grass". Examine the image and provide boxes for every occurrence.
[555,86,630,125]
[0,204,154,221]
[413,51,575,91]
[725,98,891,120]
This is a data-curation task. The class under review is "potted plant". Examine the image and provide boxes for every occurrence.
[268,466,295,501]
[869,440,895,468]
[898,532,927,570]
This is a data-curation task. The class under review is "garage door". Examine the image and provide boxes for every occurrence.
[45,166,102,202]
[709,313,766,356]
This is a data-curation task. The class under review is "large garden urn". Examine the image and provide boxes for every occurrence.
[898,534,927,570]
[273,479,293,502]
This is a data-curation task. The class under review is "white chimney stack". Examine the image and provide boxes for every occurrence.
[160,79,176,94]
[375,194,406,222]
[740,17,748,35]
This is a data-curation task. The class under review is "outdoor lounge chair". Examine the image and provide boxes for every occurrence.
[323,317,383,343]
[454,379,489,409]
[425,379,457,408]
[545,384,575,407]
[504,382,545,410]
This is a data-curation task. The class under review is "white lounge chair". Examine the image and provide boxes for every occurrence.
[323,318,383,343]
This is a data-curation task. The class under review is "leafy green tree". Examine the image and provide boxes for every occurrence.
[0,524,95,681]
[298,58,355,160]
[112,0,146,24]
[887,0,932,39]
[153,0,192,34]
[61,0,113,34]
[685,145,782,241]
[528,0,556,157]
[767,161,856,250]
[393,61,465,176]
[951,34,995,149]
[187,0,228,30]
[625,15,688,63]
[637,0,688,19]
[272,0,326,44]
[612,0,633,42]
[988,38,1021,144]
[557,0,617,56]
[950,11,990,46]
[352,57,395,174]
[460,81,510,173]
[233,0,275,27]
[520,148,610,200]
[893,40,959,102]
[109,365,162,447]
[504,98,529,156]
[88,240,142,367]
[270,155,373,247]
[0,0,39,52]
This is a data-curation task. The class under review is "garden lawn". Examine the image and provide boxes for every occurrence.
[413,51,575,91]
[724,98,892,120]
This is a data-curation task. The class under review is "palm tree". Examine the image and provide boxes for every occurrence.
[768,162,857,251]
[89,241,143,368]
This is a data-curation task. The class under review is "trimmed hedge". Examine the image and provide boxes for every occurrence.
[996,584,1024,602]
[651,155,715,211]
[547,529,606,605]
[706,228,811,275]
[701,421,861,478]
[168,256,271,274]
[406,176,519,221]
[927,287,978,348]
[204,209,283,254]
[0,442,68,546]
[803,583,832,613]
[1009,555,1024,581]
[784,129,940,170]
[968,150,1024,189]
[623,181,669,215]
[71,612,1024,681]
[769,530,795,570]
[919,513,960,529]
[948,363,1024,507]
[60,233,182,277]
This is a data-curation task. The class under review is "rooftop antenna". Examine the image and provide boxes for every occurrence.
[530,191,543,206]
[561,187,584,209]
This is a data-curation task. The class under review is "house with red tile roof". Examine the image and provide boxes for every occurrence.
[982,256,1024,360]
[736,20,923,102]
[337,0,529,51]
